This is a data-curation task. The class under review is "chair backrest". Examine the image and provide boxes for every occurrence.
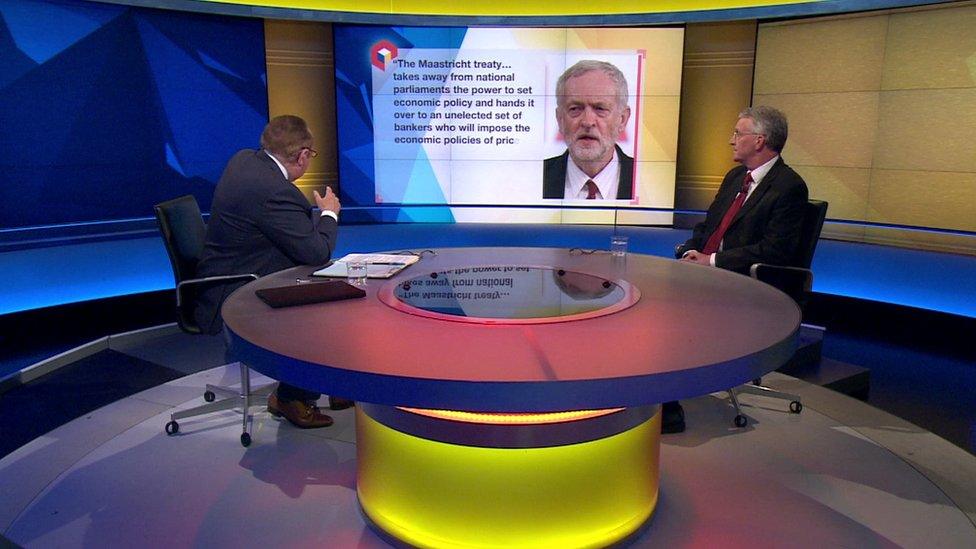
[750,199,828,307]
[792,199,829,269]
[153,195,207,332]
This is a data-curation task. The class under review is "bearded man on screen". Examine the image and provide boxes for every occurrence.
[543,60,634,200]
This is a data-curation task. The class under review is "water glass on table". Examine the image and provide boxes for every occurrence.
[610,235,628,257]
[347,260,368,286]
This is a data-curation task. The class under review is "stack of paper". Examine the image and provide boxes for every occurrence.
[311,253,420,279]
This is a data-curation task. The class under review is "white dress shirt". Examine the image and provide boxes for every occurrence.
[706,154,780,266]
[563,149,621,200]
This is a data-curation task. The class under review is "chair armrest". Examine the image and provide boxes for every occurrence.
[749,263,812,303]
[175,273,258,307]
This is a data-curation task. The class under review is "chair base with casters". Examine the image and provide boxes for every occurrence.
[164,362,274,447]
[725,261,811,427]
[725,199,828,428]
[727,382,803,428]
[154,195,271,447]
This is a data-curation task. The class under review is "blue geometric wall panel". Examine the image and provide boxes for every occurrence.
[0,0,267,231]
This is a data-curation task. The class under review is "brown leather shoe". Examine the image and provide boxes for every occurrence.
[328,396,355,410]
[267,393,333,428]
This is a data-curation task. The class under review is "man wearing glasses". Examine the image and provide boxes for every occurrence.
[194,114,346,429]
[667,105,809,432]
[677,106,808,272]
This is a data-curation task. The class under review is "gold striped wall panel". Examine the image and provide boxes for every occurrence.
[265,20,338,203]
[675,20,758,210]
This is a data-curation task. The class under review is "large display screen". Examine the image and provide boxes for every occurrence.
[335,26,684,224]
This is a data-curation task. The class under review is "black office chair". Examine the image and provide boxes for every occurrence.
[726,199,829,427]
[154,195,268,447]
[750,199,828,305]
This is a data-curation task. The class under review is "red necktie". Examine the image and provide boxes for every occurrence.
[584,180,598,199]
[702,172,753,255]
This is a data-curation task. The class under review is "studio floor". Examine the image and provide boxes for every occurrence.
[2,356,975,547]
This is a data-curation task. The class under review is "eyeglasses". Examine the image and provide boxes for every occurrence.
[732,130,762,139]
[303,147,318,158]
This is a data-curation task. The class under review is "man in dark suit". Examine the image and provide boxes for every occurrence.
[676,106,808,270]
[543,60,634,200]
[194,115,346,429]
[667,105,809,432]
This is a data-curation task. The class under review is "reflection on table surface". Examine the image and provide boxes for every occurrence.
[393,266,625,320]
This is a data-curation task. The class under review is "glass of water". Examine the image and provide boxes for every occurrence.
[610,235,629,257]
[347,260,368,286]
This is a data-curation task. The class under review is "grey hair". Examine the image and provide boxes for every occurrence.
[555,60,629,109]
[739,106,788,153]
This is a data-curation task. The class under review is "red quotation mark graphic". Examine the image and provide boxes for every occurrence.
[370,40,398,70]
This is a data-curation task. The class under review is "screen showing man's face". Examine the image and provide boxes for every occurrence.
[334,25,686,212]
[555,70,632,169]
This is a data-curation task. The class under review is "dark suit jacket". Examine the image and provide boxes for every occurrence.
[676,157,808,274]
[543,145,634,199]
[193,149,339,334]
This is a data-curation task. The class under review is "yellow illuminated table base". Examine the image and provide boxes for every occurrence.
[356,404,661,548]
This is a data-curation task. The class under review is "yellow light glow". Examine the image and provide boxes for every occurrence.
[199,0,821,18]
[357,406,661,548]
[396,406,625,425]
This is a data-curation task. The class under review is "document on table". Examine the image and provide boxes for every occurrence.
[311,253,420,279]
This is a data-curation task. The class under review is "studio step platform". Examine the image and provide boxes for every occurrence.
[777,324,871,400]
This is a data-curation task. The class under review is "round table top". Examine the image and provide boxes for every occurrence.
[224,247,800,412]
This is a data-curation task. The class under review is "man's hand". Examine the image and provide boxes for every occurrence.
[314,187,341,214]
[679,250,712,266]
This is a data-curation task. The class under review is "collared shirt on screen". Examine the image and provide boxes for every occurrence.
[563,149,621,200]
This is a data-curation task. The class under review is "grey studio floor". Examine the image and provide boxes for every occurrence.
[1,331,975,548]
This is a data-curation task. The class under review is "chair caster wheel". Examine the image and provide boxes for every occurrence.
[240,432,251,447]
[734,415,747,428]
[165,420,179,435]
[204,391,216,402]
[752,378,762,386]
[790,401,803,413]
